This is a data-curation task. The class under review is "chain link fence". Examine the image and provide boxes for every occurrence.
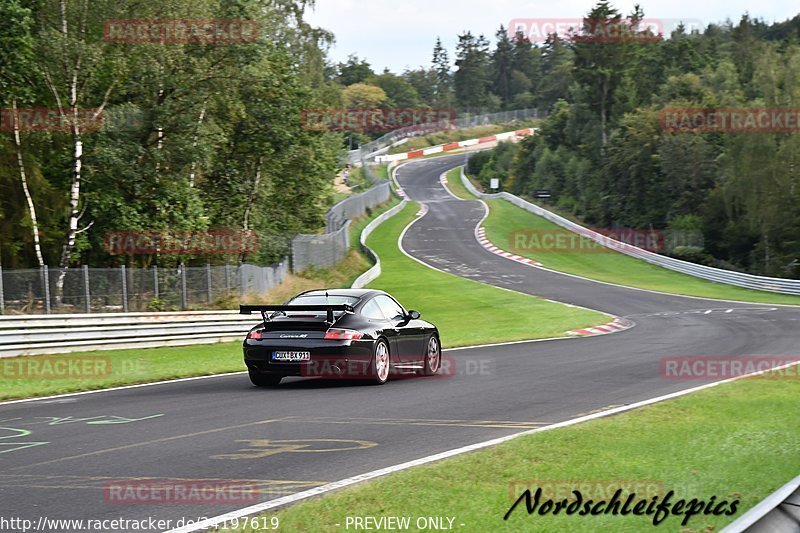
[0,262,288,314]
[326,181,392,232]
[291,221,351,274]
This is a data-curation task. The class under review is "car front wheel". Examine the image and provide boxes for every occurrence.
[424,335,441,376]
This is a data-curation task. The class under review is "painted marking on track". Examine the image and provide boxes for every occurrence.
[0,474,328,495]
[0,414,165,457]
[213,439,378,460]
[0,414,164,427]
[0,427,48,455]
[0,442,49,455]
[282,417,548,430]
[627,307,779,318]
[8,418,288,471]
[31,414,165,426]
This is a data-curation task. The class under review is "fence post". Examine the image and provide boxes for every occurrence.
[121,264,128,312]
[224,264,231,292]
[206,263,213,304]
[0,265,4,314]
[180,263,188,309]
[42,265,51,314]
[153,265,159,299]
[83,265,90,313]
[239,264,245,298]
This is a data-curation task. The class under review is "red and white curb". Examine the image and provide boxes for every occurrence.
[476,226,542,266]
[377,128,535,163]
[473,225,633,337]
[567,318,634,337]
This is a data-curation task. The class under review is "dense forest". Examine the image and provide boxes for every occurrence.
[0,0,544,272]
[464,3,800,279]
[0,0,344,271]
[3,0,800,280]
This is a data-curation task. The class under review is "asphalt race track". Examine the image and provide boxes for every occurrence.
[2,154,799,531]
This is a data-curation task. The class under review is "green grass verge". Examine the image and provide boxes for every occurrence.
[448,168,800,306]
[371,163,390,181]
[444,167,474,200]
[365,202,608,347]
[242,374,799,532]
[0,343,244,401]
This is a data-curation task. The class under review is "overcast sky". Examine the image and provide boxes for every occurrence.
[306,0,799,73]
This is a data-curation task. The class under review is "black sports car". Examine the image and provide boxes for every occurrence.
[241,289,441,386]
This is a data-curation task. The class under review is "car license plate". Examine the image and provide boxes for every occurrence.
[272,351,311,362]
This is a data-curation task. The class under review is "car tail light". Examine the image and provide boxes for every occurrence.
[247,330,264,340]
[324,328,362,340]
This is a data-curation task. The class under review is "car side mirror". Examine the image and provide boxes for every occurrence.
[408,310,421,320]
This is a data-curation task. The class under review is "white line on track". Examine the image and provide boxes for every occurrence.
[0,372,248,406]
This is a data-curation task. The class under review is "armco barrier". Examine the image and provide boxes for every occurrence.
[0,311,261,357]
[358,108,543,159]
[375,128,534,163]
[352,200,409,289]
[720,474,800,532]
[460,168,800,296]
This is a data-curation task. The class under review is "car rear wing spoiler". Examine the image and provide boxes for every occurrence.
[240,304,355,325]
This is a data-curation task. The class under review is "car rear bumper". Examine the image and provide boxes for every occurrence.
[244,339,374,377]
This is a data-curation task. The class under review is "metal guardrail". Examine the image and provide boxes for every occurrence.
[722,475,800,532]
[352,200,409,289]
[358,108,544,158]
[0,311,261,357]
[358,108,544,184]
[460,169,800,296]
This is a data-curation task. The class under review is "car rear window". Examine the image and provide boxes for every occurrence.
[289,295,359,306]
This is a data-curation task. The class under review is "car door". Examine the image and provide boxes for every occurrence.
[375,295,425,364]
[361,297,400,357]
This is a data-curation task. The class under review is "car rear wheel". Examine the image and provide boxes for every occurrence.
[249,369,282,387]
[424,335,441,376]
[370,339,390,385]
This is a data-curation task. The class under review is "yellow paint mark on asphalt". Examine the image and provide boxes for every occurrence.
[213,439,378,460]
[283,417,547,429]
[0,474,327,494]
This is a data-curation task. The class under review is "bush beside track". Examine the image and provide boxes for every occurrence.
[446,168,800,306]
